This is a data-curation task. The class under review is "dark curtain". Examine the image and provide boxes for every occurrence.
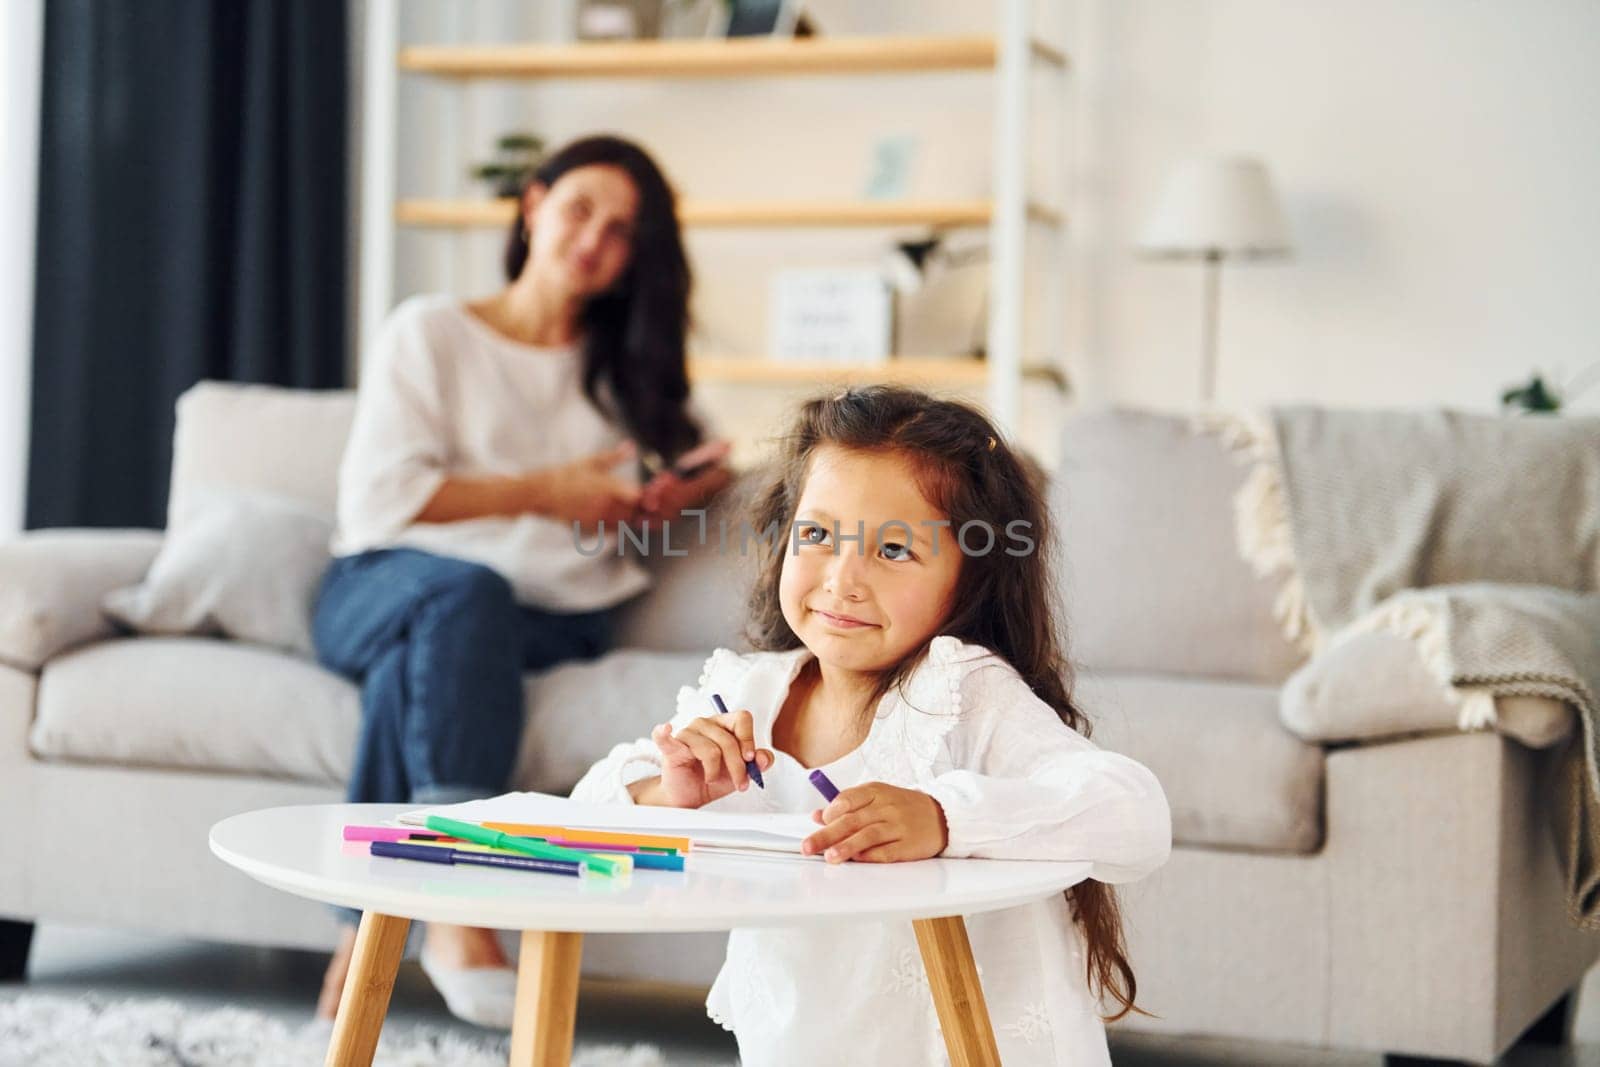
[28,0,348,529]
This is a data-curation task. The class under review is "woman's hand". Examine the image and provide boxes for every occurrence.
[639,440,733,521]
[801,782,949,864]
[535,442,643,528]
[639,466,733,525]
[639,708,774,809]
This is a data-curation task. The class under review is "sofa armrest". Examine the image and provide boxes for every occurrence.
[1321,729,1594,1060]
[0,529,164,671]
[0,661,36,770]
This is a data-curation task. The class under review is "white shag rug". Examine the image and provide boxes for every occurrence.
[0,993,665,1067]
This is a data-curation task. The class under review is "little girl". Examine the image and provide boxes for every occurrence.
[572,386,1171,1066]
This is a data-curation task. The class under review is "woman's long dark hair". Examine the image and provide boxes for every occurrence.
[745,385,1145,1022]
[504,134,701,463]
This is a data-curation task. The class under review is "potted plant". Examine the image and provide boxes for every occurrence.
[470,133,546,198]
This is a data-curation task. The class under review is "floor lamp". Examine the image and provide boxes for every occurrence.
[1137,157,1292,403]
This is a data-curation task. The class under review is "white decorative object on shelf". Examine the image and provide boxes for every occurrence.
[769,269,891,364]
[885,232,989,360]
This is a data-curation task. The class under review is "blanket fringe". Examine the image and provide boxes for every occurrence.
[1346,597,1499,732]
[1192,412,1318,654]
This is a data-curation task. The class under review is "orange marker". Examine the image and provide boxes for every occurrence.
[481,822,690,854]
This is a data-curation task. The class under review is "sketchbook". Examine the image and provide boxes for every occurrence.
[398,791,819,858]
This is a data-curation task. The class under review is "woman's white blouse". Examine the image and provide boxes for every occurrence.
[570,636,1172,1066]
[332,293,651,612]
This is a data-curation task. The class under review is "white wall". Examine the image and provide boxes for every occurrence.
[0,0,43,536]
[1069,0,1600,414]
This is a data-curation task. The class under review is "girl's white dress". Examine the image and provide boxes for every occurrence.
[570,636,1172,1067]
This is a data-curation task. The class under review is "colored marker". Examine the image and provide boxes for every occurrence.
[609,850,684,872]
[424,816,629,878]
[406,836,685,873]
[809,769,840,802]
[343,825,447,843]
[481,823,689,853]
[371,840,580,878]
[711,692,763,789]
[546,839,640,854]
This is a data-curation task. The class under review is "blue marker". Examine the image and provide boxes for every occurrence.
[711,692,763,789]
[371,840,581,877]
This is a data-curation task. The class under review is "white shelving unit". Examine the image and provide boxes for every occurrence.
[359,1,1068,433]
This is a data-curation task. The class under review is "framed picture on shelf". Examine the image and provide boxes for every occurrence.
[769,269,891,364]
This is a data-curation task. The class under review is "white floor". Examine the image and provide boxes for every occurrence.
[8,922,1600,1065]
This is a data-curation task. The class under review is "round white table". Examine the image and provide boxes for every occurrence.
[211,803,1090,1067]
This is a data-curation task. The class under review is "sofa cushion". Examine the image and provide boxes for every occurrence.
[1054,408,1306,683]
[31,637,359,784]
[167,382,355,529]
[513,649,709,792]
[1076,670,1324,853]
[103,491,335,657]
[29,636,708,792]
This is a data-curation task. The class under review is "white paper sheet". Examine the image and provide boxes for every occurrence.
[398,791,819,856]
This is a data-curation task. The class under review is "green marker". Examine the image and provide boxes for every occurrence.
[424,815,629,878]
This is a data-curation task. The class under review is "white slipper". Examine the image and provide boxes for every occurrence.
[419,947,518,1029]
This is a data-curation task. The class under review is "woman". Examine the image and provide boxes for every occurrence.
[312,135,731,1024]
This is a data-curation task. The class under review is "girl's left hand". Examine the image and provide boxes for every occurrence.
[801,782,949,864]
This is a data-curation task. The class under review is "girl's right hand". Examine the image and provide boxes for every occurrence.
[648,709,774,809]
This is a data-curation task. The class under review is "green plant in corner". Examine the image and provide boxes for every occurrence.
[470,133,546,199]
[1501,374,1560,413]
[1500,362,1600,415]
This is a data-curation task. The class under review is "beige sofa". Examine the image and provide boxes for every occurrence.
[1,383,1594,1064]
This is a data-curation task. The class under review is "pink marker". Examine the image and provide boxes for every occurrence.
[343,825,446,843]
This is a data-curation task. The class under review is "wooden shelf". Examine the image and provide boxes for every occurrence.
[397,198,1063,229]
[368,19,1072,431]
[399,34,1067,80]
[688,357,1067,390]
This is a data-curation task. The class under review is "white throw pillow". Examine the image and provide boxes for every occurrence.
[1280,629,1574,749]
[103,491,334,656]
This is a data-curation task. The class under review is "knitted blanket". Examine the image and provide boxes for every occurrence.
[1208,407,1600,926]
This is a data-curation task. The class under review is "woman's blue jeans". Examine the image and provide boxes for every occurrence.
[313,547,613,927]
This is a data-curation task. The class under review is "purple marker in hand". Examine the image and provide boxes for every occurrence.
[808,769,840,803]
[711,692,763,789]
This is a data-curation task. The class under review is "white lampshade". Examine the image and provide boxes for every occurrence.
[1138,156,1292,259]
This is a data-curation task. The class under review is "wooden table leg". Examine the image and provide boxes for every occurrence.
[509,930,584,1067]
[913,915,1002,1067]
[325,911,411,1067]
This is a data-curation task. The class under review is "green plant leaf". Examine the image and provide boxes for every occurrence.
[498,133,544,151]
